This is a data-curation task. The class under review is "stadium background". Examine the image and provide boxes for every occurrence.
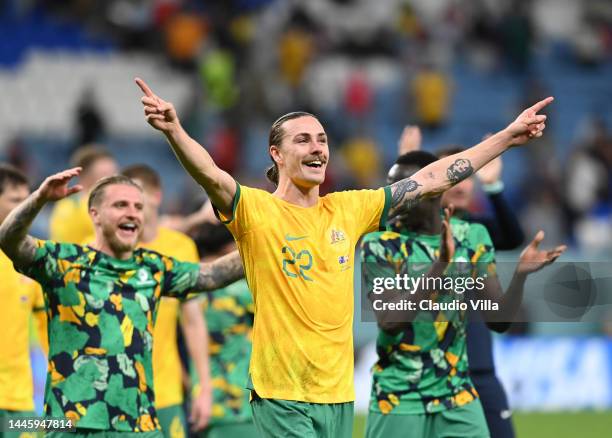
[1,0,611,436]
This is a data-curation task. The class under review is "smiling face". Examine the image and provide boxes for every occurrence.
[270,115,329,189]
[90,183,144,257]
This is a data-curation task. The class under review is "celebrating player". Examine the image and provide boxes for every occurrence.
[136,76,552,438]
[400,126,526,437]
[121,164,213,436]
[360,151,566,438]
[0,168,244,435]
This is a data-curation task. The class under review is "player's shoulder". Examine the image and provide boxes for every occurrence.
[324,187,383,202]
[361,230,404,255]
[450,217,489,238]
[237,183,271,201]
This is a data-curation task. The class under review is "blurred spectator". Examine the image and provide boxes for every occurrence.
[199,44,239,109]
[74,87,106,151]
[410,62,451,130]
[278,28,314,89]
[340,136,381,187]
[500,0,533,72]
[566,118,612,250]
[344,71,373,119]
[165,12,206,69]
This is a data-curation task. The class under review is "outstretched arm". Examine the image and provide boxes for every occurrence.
[0,168,82,268]
[135,78,236,217]
[479,230,566,331]
[387,97,553,219]
[195,250,244,291]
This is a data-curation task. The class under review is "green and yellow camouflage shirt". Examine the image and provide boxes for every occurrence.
[360,217,496,415]
[192,279,254,425]
[17,240,200,432]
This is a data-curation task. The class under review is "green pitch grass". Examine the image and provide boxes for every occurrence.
[353,411,612,437]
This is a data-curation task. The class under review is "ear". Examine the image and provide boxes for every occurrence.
[89,207,100,226]
[270,145,283,165]
[153,188,163,205]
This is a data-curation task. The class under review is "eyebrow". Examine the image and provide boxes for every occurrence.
[292,132,327,139]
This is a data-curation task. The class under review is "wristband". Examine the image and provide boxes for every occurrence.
[482,180,504,194]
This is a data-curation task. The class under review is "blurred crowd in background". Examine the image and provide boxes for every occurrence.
[1,0,611,251]
[2,0,612,416]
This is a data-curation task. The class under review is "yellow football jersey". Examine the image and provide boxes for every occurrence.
[0,249,46,411]
[218,184,390,403]
[49,195,93,244]
[140,227,199,409]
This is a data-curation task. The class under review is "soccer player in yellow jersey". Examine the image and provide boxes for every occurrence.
[136,77,553,438]
[121,164,212,437]
[0,164,48,437]
[49,146,118,243]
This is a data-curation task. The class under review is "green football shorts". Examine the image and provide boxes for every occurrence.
[366,399,490,438]
[250,391,353,438]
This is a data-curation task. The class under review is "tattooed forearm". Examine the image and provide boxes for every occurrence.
[0,191,45,267]
[446,158,474,184]
[197,250,244,291]
[388,178,423,218]
[390,178,421,208]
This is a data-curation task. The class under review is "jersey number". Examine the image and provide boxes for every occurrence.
[282,246,313,281]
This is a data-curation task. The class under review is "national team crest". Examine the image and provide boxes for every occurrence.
[330,229,346,244]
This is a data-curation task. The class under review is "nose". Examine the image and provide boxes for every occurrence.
[126,204,141,219]
[309,140,325,157]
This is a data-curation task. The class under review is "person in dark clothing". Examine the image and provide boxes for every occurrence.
[397,127,525,438]
[438,146,524,438]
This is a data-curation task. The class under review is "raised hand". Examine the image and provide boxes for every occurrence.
[37,167,83,203]
[505,97,554,146]
[517,230,566,274]
[439,204,455,262]
[135,77,180,133]
[476,155,502,185]
[398,125,422,155]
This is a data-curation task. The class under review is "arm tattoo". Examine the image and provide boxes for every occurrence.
[446,158,474,184]
[0,192,45,268]
[388,178,423,218]
[196,250,244,291]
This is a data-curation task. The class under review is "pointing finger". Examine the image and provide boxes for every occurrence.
[529,96,554,114]
[135,77,155,98]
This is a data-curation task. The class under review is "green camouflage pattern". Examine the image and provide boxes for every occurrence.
[360,217,496,415]
[18,240,200,432]
[192,279,253,425]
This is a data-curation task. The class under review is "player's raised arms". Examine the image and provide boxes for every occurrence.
[387,97,554,220]
[135,78,236,217]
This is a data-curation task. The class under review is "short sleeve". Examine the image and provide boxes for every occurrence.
[160,255,201,298]
[349,187,391,235]
[16,239,65,286]
[468,224,496,277]
[214,183,264,239]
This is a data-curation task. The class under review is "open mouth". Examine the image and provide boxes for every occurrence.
[303,159,325,169]
[118,222,139,235]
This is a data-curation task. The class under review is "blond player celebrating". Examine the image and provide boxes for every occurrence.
[136,77,552,438]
